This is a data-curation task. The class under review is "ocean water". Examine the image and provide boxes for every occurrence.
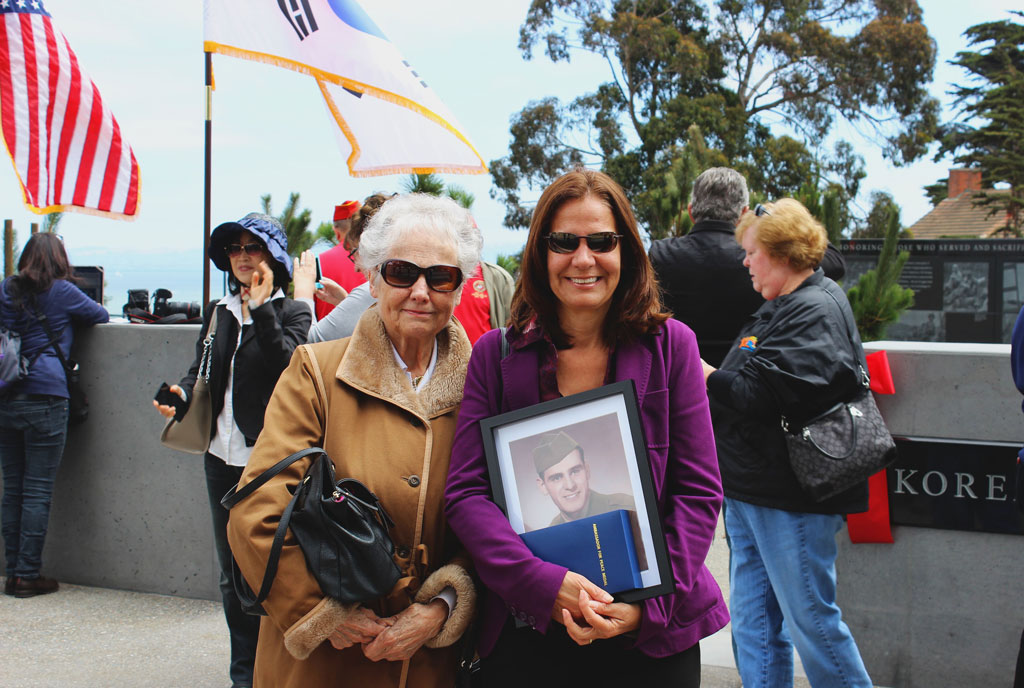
[72,248,226,319]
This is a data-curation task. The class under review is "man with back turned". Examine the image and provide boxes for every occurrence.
[649,167,846,366]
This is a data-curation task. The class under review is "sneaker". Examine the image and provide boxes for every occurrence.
[3,577,16,596]
[13,575,59,598]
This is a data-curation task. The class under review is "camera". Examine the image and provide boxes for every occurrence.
[123,288,201,323]
[152,289,201,319]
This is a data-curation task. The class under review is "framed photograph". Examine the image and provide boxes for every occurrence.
[480,380,672,602]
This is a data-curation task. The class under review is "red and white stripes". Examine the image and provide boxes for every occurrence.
[0,8,138,217]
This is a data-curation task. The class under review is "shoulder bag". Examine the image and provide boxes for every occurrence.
[780,288,898,502]
[160,308,218,453]
[32,309,88,425]
[220,344,401,614]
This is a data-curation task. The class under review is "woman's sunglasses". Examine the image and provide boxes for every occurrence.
[753,204,771,217]
[225,242,265,257]
[379,259,463,293]
[546,232,623,254]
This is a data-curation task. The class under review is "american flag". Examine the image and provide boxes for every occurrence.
[0,0,139,218]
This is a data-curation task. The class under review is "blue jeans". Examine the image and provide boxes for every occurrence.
[205,452,259,688]
[0,396,69,579]
[725,497,872,688]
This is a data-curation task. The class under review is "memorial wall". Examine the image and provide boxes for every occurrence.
[841,239,1024,343]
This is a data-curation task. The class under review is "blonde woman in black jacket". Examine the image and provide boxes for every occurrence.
[154,213,310,688]
[701,199,873,688]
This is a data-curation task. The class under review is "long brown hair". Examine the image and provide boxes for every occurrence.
[509,168,668,347]
[7,232,74,306]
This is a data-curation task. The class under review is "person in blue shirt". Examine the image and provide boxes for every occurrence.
[0,233,108,598]
[1010,305,1024,688]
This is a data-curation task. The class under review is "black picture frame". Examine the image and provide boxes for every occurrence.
[479,380,673,603]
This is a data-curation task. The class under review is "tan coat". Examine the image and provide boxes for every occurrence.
[227,308,475,688]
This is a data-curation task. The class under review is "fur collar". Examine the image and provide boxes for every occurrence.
[337,306,471,420]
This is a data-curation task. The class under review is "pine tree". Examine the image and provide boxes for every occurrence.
[846,205,914,341]
[934,12,1024,235]
[260,192,317,257]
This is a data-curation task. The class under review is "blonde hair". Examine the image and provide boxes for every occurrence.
[735,198,827,271]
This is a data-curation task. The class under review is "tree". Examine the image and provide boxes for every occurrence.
[496,252,521,279]
[933,12,1024,235]
[846,204,914,341]
[850,191,912,239]
[260,192,318,256]
[491,0,937,238]
[402,173,476,209]
[42,212,62,234]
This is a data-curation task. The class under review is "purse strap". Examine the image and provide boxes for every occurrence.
[31,309,73,374]
[220,446,327,613]
[219,344,332,613]
[302,343,331,447]
[221,446,324,508]
[821,286,870,390]
[780,286,868,434]
[197,308,219,383]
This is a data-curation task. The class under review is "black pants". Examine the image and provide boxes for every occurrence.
[1015,627,1024,688]
[205,453,260,688]
[480,616,701,687]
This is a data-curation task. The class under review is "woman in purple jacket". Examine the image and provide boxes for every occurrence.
[0,233,108,598]
[445,168,728,686]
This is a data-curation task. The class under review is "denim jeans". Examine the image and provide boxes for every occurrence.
[725,497,873,688]
[205,453,259,688]
[0,396,68,579]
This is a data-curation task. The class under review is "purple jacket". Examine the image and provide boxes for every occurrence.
[444,320,728,658]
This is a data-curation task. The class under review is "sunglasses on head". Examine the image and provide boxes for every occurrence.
[753,204,771,217]
[379,259,463,293]
[545,232,623,254]
[225,242,265,257]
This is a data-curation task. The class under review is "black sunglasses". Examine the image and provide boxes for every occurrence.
[225,242,265,257]
[546,232,623,254]
[379,259,463,293]
[753,204,771,217]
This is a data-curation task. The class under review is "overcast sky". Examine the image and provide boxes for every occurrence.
[0,1,1019,305]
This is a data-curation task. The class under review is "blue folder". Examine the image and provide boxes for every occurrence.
[520,509,643,594]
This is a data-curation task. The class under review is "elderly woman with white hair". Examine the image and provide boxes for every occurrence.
[227,193,481,688]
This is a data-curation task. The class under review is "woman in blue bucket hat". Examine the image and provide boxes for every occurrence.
[155,212,311,688]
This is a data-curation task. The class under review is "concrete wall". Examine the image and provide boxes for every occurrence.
[0,323,219,601]
[836,341,1024,688]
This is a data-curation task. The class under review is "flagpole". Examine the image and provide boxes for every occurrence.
[203,51,212,310]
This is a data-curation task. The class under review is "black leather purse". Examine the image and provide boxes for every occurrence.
[781,376,897,502]
[221,447,402,614]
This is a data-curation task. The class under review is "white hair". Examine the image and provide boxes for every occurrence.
[358,194,482,282]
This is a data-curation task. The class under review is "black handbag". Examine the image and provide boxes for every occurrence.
[221,447,402,614]
[781,376,897,502]
[33,309,87,424]
[780,287,897,502]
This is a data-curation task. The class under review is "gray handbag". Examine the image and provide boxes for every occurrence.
[780,288,897,502]
[160,308,217,454]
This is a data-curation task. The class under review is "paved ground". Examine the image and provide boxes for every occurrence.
[0,519,818,688]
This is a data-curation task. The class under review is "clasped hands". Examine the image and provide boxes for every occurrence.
[554,571,641,646]
[328,600,447,662]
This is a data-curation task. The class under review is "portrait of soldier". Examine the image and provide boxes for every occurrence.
[532,430,635,527]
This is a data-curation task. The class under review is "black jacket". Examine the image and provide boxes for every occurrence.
[649,219,847,367]
[706,270,868,514]
[178,297,311,446]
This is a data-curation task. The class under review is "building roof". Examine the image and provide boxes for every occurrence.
[908,189,1012,239]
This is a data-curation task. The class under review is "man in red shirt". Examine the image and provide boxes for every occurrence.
[314,201,368,321]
